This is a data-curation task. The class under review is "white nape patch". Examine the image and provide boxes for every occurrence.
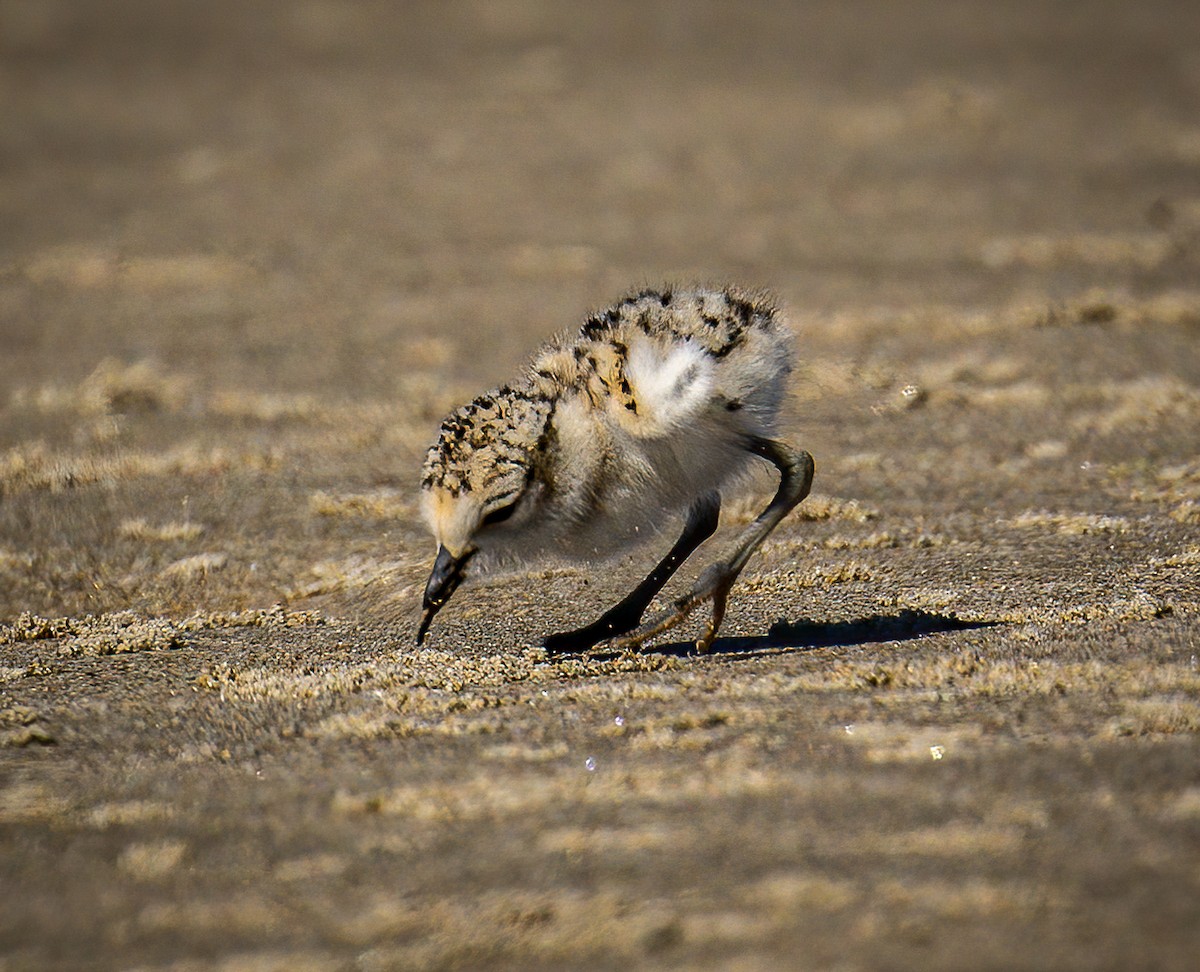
[625,337,714,434]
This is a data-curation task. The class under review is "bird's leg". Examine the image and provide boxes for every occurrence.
[542,491,721,652]
[610,439,814,653]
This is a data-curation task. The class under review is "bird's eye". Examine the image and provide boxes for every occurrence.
[481,502,517,527]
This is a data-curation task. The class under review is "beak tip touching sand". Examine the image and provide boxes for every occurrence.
[416,545,473,646]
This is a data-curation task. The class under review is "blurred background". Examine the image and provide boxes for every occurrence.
[3,9,1200,967]
[3,0,1197,396]
[1,0,1198,619]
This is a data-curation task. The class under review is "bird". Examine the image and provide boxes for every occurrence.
[416,285,814,652]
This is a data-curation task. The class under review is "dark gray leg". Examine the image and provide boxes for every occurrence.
[612,440,814,653]
[542,491,721,652]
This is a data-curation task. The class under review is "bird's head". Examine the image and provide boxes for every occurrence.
[416,388,552,644]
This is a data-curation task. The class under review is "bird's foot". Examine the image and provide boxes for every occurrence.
[606,563,735,654]
[542,622,619,654]
[542,607,643,654]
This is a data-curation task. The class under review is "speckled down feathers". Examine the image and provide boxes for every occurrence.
[524,285,779,411]
[421,388,552,499]
[420,285,793,563]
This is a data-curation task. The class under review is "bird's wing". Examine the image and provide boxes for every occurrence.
[620,336,716,437]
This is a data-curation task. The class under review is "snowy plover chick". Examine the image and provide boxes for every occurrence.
[417,285,814,652]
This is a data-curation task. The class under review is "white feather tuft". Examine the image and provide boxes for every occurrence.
[625,337,714,435]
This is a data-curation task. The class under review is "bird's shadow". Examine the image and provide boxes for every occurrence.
[575,610,998,660]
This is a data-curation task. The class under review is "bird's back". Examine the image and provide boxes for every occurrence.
[527,285,792,436]
[510,286,795,557]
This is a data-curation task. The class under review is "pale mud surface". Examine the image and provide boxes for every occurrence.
[3,1,1200,969]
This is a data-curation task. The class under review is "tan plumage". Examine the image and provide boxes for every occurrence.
[418,285,814,651]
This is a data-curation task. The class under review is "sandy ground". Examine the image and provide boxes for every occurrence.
[2,1,1200,969]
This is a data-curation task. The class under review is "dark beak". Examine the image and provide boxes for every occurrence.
[416,545,475,646]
